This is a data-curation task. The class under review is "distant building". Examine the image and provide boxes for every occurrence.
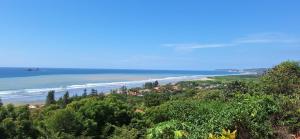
[28,105,37,109]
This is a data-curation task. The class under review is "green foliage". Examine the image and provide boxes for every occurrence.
[146,94,281,139]
[208,129,237,139]
[232,94,279,139]
[1,118,16,138]
[0,61,299,138]
[0,98,3,107]
[91,88,98,96]
[6,104,16,118]
[214,75,259,82]
[0,106,8,121]
[144,93,170,107]
[146,100,235,138]
[45,109,82,136]
[46,90,56,105]
[224,80,249,97]
[274,94,300,133]
[116,86,127,95]
[176,79,220,89]
[144,80,159,89]
[194,89,224,101]
[109,126,139,139]
[0,105,40,138]
[83,89,87,97]
[147,120,189,139]
[63,91,70,106]
[261,61,300,94]
[154,80,159,87]
[64,96,134,137]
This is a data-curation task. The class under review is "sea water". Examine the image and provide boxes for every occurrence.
[0,68,241,104]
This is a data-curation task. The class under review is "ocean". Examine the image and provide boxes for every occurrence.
[0,68,241,104]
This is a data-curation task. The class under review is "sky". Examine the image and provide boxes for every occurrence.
[0,0,299,70]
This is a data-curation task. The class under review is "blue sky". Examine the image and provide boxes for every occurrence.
[0,0,299,70]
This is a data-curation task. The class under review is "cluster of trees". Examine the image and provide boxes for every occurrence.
[0,61,299,139]
[144,81,159,89]
[0,104,39,138]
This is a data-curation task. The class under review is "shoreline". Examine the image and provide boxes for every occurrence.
[2,76,216,105]
[1,73,253,105]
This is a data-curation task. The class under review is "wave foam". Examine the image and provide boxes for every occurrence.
[0,73,244,101]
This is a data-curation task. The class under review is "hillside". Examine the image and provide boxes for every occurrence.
[0,61,299,139]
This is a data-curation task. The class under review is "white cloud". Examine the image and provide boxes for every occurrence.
[163,33,299,51]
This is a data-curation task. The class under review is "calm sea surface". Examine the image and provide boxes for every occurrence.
[0,68,241,104]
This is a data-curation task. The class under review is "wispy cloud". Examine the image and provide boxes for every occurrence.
[163,33,299,51]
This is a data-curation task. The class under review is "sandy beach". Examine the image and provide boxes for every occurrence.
[1,74,218,105]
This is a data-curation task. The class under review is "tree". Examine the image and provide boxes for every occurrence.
[111,89,118,94]
[154,80,159,87]
[120,86,127,94]
[144,81,159,89]
[144,82,154,89]
[0,98,3,107]
[0,106,8,121]
[16,119,39,138]
[68,99,115,136]
[1,118,17,138]
[261,61,300,94]
[16,105,30,120]
[46,109,82,136]
[110,126,139,139]
[62,91,70,107]
[46,91,56,105]
[6,104,16,118]
[91,89,98,96]
[82,89,87,97]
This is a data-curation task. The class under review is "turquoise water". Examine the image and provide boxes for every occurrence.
[0,68,241,104]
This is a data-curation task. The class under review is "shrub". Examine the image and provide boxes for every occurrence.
[146,94,280,139]
[208,129,237,139]
[146,100,234,138]
[232,94,280,139]
[261,61,300,95]
[45,109,83,136]
[223,80,249,98]
[144,93,170,107]
[109,126,139,139]
[147,120,190,139]
[274,94,300,134]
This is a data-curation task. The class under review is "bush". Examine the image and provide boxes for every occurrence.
[274,94,300,133]
[65,97,134,137]
[144,93,170,107]
[147,120,190,139]
[45,109,83,136]
[146,94,280,139]
[109,126,139,139]
[223,80,249,98]
[261,61,300,95]
[232,94,279,139]
[146,100,234,138]
[208,129,237,139]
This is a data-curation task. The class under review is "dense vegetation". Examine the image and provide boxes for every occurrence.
[0,61,299,139]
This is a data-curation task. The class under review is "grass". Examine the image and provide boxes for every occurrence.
[211,75,259,82]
